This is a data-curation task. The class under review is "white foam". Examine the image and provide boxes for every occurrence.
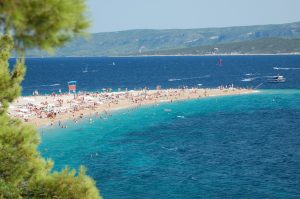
[168,75,210,82]
[274,67,300,70]
[168,78,181,82]
[40,83,61,87]
[241,78,256,82]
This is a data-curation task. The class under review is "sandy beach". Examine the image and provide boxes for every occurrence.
[8,87,255,128]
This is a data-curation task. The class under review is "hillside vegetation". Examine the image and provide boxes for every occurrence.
[142,38,300,55]
[26,21,300,57]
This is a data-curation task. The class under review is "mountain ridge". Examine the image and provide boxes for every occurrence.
[141,38,300,55]
[92,21,300,34]
[26,21,300,57]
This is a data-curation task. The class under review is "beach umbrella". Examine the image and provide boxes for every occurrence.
[19,108,29,113]
[23,97,35,102]
[84,96,94,101]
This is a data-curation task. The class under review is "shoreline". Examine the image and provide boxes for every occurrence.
[42,90,259,131]
[9,88,255,128]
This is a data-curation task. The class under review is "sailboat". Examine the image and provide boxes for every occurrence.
[217,58,223,66]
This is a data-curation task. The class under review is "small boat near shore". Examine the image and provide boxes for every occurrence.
[267,75,286,83]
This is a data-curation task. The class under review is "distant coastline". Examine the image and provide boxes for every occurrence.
[17,52,300,59]
[22,21,300,58]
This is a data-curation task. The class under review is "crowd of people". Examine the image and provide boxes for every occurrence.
[8,86,252,127]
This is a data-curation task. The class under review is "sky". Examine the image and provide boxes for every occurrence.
[87,0,300,33]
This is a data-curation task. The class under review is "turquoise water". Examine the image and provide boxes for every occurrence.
[39,90,300,198]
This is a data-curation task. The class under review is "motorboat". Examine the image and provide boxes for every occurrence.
[267,75,286,83]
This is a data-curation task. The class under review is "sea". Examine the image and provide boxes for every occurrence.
[11,55,300,198]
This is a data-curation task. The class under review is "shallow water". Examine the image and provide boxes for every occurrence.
[39,90,300,198]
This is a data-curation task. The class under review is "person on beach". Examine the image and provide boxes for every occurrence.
[10,87,252,127]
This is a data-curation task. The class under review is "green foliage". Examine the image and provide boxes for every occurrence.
[0,0,90,53]
[0,35,25,113]
[0,112,102,198]
[0,114,48,198]
[0,36,102,198]
[0,0,102,198]
[29,167,100,199]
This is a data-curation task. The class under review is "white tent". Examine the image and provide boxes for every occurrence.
[84,96,95,101]
[23,97,35,102]
[19,108,29,113]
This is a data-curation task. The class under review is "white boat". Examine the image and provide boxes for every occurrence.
[267,75,286,83]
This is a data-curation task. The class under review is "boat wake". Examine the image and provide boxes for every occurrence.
[161,146,178,151]
[241,77,257,82]
[168,78,181,82]
[41,83,61,87]
[273,67,300,70]
[24,83,61,89]
[168,75,210,82]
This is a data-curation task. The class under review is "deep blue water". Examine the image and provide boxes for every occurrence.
[9,55,300,95]
[20,56,300,198]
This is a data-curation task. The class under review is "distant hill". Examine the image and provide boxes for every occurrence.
[141,38,300,55]
[26,21,300,57]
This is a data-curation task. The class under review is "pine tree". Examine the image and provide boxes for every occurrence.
[0,1,102,198]
[0,0,89,52]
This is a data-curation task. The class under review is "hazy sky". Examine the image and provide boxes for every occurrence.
[87,0,300,33]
